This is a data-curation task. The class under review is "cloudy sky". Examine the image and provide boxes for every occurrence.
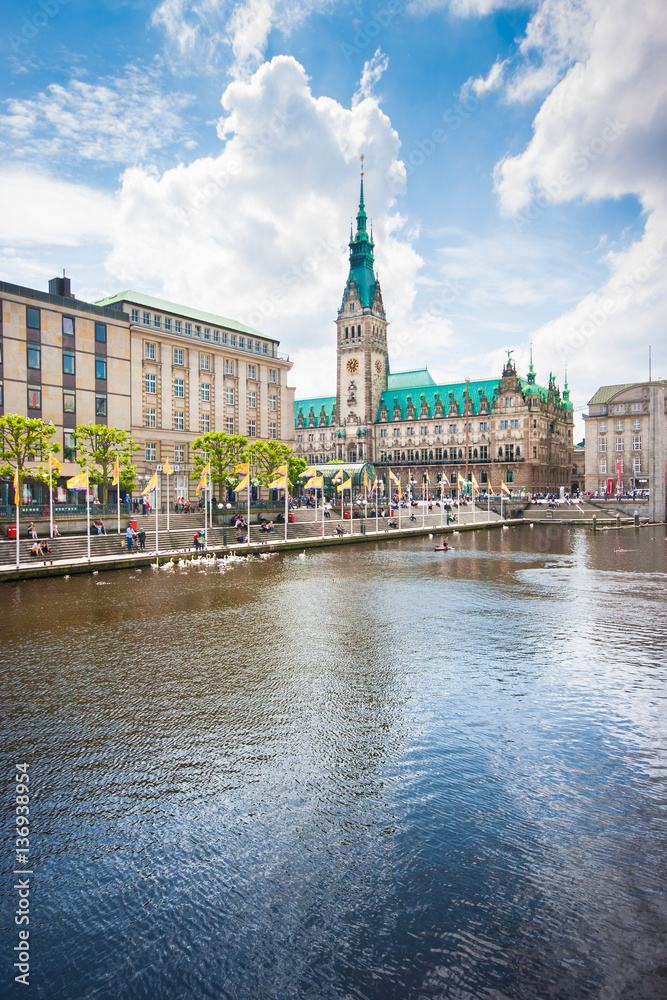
[1,0,666,436]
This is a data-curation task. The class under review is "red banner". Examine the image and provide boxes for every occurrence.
[616,461,622,490]
[606,478,614,495]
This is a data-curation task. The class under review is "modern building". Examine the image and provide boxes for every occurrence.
[571,443,585,494]
[583,381,667,495]
[0,277,294,504]
[293,173,574,495]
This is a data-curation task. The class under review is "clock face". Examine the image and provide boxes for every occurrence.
[346,357,360,374]
[375,360,382,374]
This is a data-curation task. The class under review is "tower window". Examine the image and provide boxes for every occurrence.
[345,327,349,339]
[357,325,361,336]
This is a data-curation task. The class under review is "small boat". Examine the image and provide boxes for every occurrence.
[434,544,453,552]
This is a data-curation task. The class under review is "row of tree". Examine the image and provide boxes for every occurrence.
[0,415,306,503]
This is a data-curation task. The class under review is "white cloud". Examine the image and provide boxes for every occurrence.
[491,0,667,407]
[152,0,331,77]
[460,58,506,100]
[407,0,529,18]
[0,169,115,246]
[100,55,421,396]
[352,49,390,108]
[0,67,194,166]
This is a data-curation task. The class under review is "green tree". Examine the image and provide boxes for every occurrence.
[192,432,248,495]
[0,414,59,500]
[74,424,139,502]
[247,440,296,487]
[287,454,307,488]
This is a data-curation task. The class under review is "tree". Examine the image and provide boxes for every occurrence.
[0,414,59,500]
[247,440,296,487]
[74,424,139,502]
[287,454,307,488]
[192,432,248,495]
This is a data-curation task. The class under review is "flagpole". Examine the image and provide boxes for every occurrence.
[375,479,378,534]
[15,473,20,570]
[322,482,325,537]
[86,473,91,562]
[49,453,54,539]
[422,476,426,529]
[398,473,402,531]
[155,477,160,557]
[166,468,170,534]
[457,485,460,525]
[116,456,120,538]
[247,463,251,545]
[472,483,476,523]
[284,475,288,542]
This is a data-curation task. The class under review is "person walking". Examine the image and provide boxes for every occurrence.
[137,526,146,551]
[125,524,136,551]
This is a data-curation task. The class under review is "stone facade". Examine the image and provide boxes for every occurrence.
[0,278,294,503]
[583,381,667,496]
[293,177,574,495]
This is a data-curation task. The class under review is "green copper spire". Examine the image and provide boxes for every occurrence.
[345,155,376,308]
[527,343,536,384]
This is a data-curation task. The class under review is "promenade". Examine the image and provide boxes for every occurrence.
[0,500,645,583]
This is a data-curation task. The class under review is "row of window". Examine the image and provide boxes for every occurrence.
[599,437,642,451]
[599,459,642,474]
[24,306,107,342]
[133,310,273,355]
[24,386,108,417]
[598,420,642,432]
[376,445,506,462]
[598,403,643,415]
[142,418,279,451]
[148,375,278,409]
[145,343,279,382]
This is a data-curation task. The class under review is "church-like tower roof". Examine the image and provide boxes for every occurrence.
[341,165,378,311]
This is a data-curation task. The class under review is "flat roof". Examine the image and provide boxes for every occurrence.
[94,290,278,343]
[0,280,129,321]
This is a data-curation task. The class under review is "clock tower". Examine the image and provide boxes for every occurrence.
[336,159,388,460]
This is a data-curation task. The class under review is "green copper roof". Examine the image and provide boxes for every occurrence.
[379,378,502,421]
[387,369,437,390]
[587,383,635,405]
[343,174,377,310]
[295,395,336,427]
[93,290,275,341]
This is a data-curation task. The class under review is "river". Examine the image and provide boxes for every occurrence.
[2,524,667,1000]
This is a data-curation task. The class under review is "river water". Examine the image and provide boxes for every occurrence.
[2,524,667,1000]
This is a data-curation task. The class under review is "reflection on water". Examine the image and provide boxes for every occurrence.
[2,525,667,1000]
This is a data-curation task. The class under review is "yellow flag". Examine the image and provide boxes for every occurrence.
[111,455,120,486]
[501,481,512,495]
[304,475,324,489]
[274,464,288,476]
[388,469,399,484]
[234,474,249,492]
[363,468,369,487]
[336,478,352,493]
[388,469,402,498]
[440,475,449,487]
[13,468,20,505]
[67,471,88,490]
[488,483,496,495]
[471,474,479,492]
[50,455,63,474]
[163,460,173,475]
[142,472,157,496]
[332,468,344,483]
[300,466,317,478]
[457,473,467,487]
[268,475,287,490]
[235,462,249,474]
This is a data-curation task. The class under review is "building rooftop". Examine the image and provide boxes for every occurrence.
[94,290,276,342]
[587,383,636,406]
[387,368,437,390]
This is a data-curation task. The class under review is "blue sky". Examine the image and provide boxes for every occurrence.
[1,0,665,438]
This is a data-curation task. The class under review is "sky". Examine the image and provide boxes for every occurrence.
[1,0,666,439]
